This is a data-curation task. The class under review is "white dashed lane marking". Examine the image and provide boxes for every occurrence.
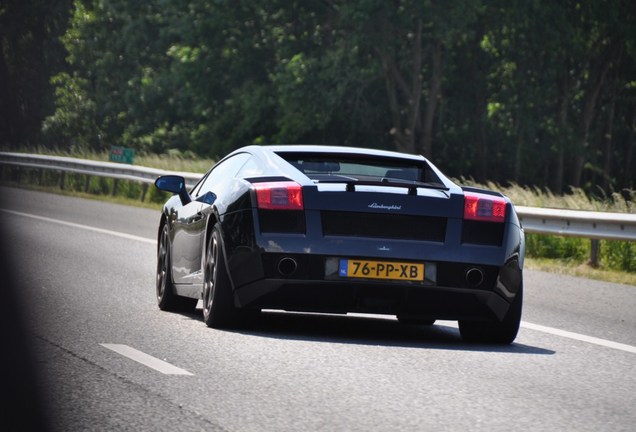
[5,208,635,356]
[0,208,155,245]
[521,321,636,354]
[100,344,193,375]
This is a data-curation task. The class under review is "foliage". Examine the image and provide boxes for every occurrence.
[525,234,636,275]
[0,165,172,207]
[2,0,636,193]
[0,0,72,146]
[602,240,636,273]
[525,234,590,262]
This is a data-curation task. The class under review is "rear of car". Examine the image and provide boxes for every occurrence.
[220,146,524,342]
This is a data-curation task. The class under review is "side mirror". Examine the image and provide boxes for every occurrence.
[154,175,191,205]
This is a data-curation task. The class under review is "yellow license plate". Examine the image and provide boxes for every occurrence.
[339,259,424,281]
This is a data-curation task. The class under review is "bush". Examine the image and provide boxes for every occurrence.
[601,240,636,273]
[526,233,635,273]
[526,234,589,262]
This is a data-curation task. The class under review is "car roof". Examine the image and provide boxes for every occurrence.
[261,144,427,162]
[222,144,459,192]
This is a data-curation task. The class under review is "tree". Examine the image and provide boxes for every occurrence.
[40,0,636,191]
[0,0,71,148]
[479,0,636,191]
[335,0,482,158]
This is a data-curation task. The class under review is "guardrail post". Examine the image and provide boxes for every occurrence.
[59,171,65,190]
[589,239,600,268]
[141,183,148,202]
[112,179,119,196]
[84,175,91,193]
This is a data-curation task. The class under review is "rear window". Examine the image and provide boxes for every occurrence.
[276,152,443,185]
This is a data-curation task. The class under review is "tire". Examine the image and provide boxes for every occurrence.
[156,224,198,312]
[458,284,523,344]
[202,225,242,328]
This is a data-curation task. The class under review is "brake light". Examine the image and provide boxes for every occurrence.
[254,182,304,210]
[464,192,506,223]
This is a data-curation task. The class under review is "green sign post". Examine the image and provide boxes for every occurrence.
[109,146,135,164]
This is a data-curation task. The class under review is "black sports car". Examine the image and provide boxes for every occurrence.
[154,145,525,343]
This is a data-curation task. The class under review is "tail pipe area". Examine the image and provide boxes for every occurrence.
[465,267,485,288]
[277,257,298,277]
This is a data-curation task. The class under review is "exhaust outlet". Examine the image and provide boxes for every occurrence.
[277,257,298,277]
[465,267,484,288]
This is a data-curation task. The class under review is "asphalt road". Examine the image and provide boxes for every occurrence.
[1,186,634,431]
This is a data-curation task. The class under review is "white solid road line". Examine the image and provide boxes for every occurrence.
[360,316,636,355]
[441,319,636,354]
[521,321,636,354]
[0,208,155,245]
[100,344,193,375]
[5,208,635,356]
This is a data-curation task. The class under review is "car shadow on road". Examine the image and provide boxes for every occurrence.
[189,309,555,355]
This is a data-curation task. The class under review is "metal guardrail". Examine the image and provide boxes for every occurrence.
[1,152,635,242]
[516,206,636,241]
[0,152,202,188]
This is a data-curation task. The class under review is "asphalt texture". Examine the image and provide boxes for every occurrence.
[0,186,634,431]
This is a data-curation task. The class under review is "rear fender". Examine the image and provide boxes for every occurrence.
[157,213,167,253]
[203,209,236,292]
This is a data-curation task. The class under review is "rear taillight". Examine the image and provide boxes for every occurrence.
[254,182,304,210]
[464,192,506,223]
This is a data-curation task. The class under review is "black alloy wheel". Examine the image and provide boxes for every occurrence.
[202,225,240,328]
[156,223,197,312]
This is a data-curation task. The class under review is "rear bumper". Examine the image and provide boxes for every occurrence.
[235,279,512,321]
[222,213,524,322]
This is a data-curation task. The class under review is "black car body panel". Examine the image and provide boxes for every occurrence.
[155,145,525,341]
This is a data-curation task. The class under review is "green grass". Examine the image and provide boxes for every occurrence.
[525,257,636,286]
[6,181,166,210]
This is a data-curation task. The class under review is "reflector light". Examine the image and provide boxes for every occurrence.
[254,182,304,210]
[464,192,506,223]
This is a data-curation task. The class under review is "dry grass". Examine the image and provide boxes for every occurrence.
[526,257,636,286]
[3,146,214,174]
[458,178,635,213]
[132,153,213,173]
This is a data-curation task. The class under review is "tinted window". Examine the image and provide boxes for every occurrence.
[194,153,251,197]
[276,152,443,185]
[236,156,264,177]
